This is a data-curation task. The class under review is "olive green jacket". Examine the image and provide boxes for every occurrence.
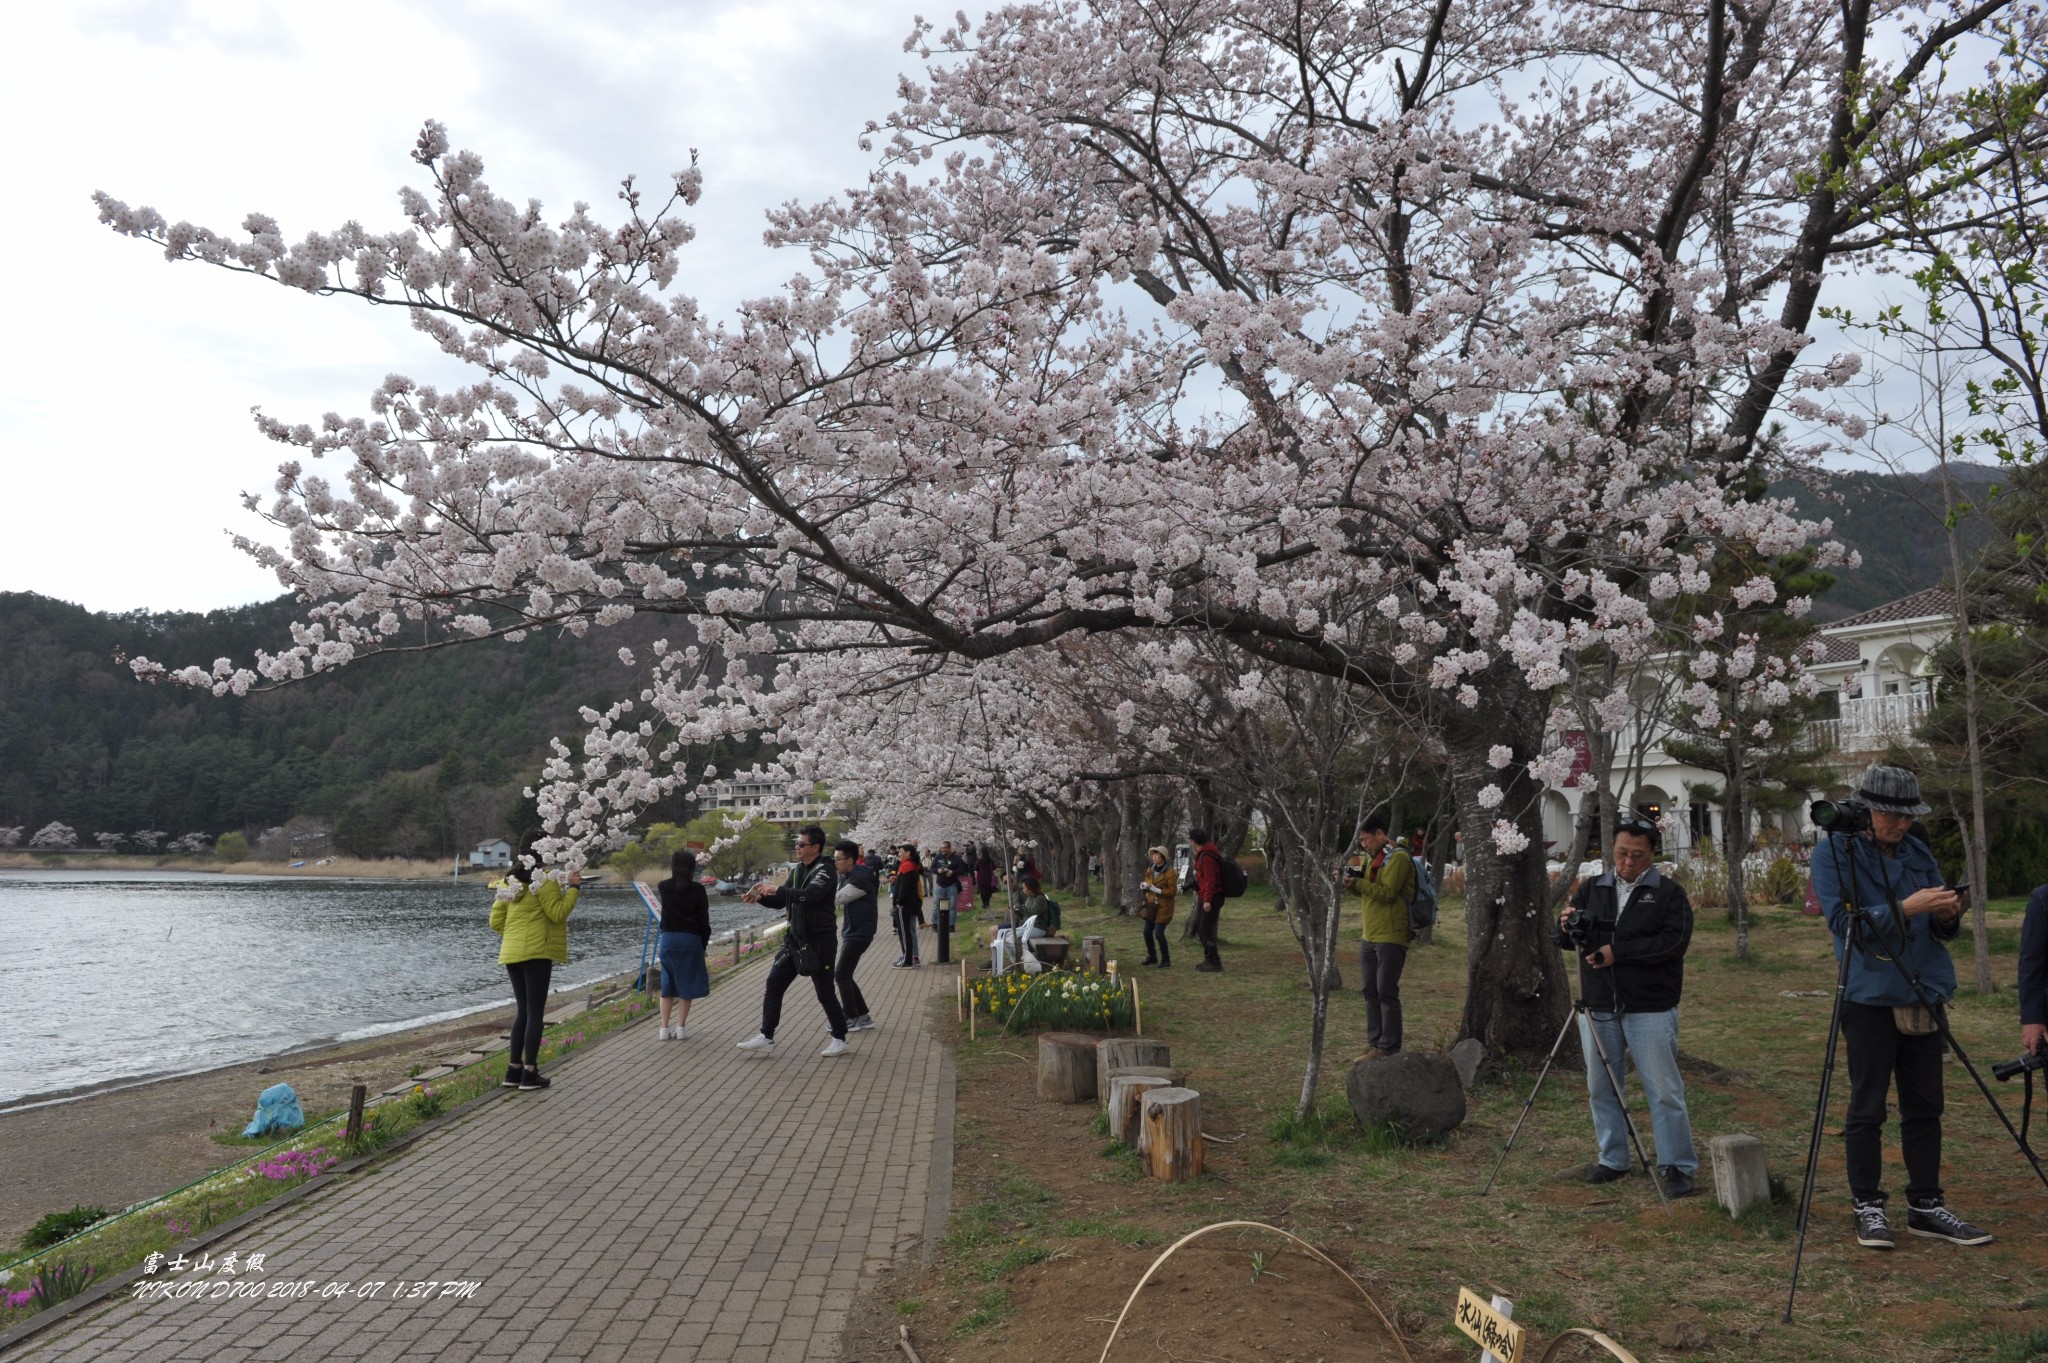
[1350,849,1414,946]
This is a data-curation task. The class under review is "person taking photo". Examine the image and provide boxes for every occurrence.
[1554,815,1699,1198]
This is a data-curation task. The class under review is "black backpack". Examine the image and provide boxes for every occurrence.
[1202,847,1250,900]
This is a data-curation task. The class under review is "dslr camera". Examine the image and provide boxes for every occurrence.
[1809,797,1873,837]
[1561,901,1616,951]
[1994,1051,2048,1083]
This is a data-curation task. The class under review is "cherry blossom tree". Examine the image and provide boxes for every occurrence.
[96,0,2039,1052]
[0,827,22,850]
[29,822,78,850]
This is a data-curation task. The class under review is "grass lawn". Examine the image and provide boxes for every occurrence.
[890,885,2048,1363]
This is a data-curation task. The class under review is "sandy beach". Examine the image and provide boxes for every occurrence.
[0,998,545,1249]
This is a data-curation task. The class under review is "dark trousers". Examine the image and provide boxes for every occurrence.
[1841,1000,1945,1205]
[979,887,994,910]
[894,902,921,962]
[1358,941,1408,1053]
[505,958,553,1066]
[835,937,873,1020]
[1196,902,1222,964]
[1142,918,1172,965]
[762,936,847,1041]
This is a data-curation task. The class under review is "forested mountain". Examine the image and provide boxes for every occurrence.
[0,593,736,857]
[1777,464,2000,620]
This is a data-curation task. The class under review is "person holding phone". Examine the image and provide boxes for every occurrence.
[735,824,850,1057]
[490,829,581,1091]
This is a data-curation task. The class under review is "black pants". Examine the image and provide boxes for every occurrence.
[505,958,553,1066]
[1841,1000,1945,1205]
[835,936,873,1020]
[979,887,993,910]
[1358,941,1408,1054]
[1142,917,1172,965]
[762,935,848,1041]
[1196,902,1222,965]
[894,902,921,962]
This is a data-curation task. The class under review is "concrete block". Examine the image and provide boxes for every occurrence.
[1451,1037,1485,1090]
[1709,1133,1770,1219]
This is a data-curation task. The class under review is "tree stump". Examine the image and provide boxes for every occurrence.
[1107,1074,1173,1146]
[1082,936,1107,973]
[1141,1087,1204,1182]
[1036,1031,1100,1103]
[1095,1037,1172,1107]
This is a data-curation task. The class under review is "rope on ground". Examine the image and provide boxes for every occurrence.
[1093,1220,1412,1363]
[1537,1328,1642,1362]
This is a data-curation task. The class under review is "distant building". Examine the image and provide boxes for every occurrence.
[1537,589,1956,859]
[469,838,513,868]
[698,780,838,826]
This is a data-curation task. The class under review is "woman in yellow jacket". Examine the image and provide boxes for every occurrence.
[1139,847,1177,968]
[490,830,581,1091]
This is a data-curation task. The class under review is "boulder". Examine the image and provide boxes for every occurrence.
[1345,1051,1466,1143]
[1451,1037,1486,1091]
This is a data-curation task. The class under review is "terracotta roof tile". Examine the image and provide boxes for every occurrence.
[1821,588,1957,631]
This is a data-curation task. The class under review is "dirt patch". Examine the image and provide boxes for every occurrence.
[0,1008,521,1246]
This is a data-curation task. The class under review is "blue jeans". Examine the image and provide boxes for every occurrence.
[1579,1007,1697,1175]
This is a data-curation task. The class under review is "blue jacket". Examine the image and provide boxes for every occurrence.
[1808,833,1959,1007]
[2019,885,2048,1026]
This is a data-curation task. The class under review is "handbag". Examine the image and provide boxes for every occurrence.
[1893,1003,1943,1037]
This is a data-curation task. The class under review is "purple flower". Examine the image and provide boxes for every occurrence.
[4,1289,33,1310]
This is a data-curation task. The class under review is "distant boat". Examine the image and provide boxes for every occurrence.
[289,860,306,868]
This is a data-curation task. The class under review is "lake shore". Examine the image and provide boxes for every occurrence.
[0,852,491,880]
[0,991,552,1248]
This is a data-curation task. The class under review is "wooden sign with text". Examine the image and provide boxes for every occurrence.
[1454,1287,1525,1363]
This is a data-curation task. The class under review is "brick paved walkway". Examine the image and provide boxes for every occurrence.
[11,944,958,1363]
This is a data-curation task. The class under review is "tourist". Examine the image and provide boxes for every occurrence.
[1188,827,1225,972]
[974,847,999,912]
[736,824,850,1057]
[1345,815,1414,1055]
[1555,816,1699,1198]
[654,850,711,1039]
[1017,875,1062,934]
[490,829,581,1091]
[1810,765,1988,1247]
[832,841,879,1031]
[1139,846,1176,967]
[891,844,925,967]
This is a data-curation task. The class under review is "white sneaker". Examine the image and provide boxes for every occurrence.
[657,1025,673,1040]
[820,1037,850,1057]
[736,1033,776,1052]
[672,1026,688,1040]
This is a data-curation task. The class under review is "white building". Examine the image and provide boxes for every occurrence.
[1538,589,1955,858]
[697,780,838,826]
[469,838,513,868]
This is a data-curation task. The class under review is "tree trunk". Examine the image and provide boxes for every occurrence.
[1451,691,1572,1056]
[1937,453,1996,993]
[1727,734,1752,962]
[1267,813,1346,1119]
[1101,796,1125,913]
[1119,786,1147,916]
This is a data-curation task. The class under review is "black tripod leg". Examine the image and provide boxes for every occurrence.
[1581,1011,1671,1216]
[1784,940,1854,1323]
[1931,1017,2048,1193]
[1482,1006,1581,1196]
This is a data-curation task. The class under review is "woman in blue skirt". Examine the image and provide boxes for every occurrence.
[655,850,712,1038]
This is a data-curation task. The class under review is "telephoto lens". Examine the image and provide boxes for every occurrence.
[1993,1051,2048,1083]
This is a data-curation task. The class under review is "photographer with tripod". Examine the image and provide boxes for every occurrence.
[1807,765,1991,1249]
[1554,815,1700,1198]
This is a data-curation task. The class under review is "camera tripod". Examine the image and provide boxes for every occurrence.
[1482,997,1674,1217]
[1784,832,2048,1322]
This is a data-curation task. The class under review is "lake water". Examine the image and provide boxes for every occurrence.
[0,869,773,1107]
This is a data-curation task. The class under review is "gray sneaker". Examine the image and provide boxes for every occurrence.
[1853,1201,1894,1250]
[1907,1200,1992,1245]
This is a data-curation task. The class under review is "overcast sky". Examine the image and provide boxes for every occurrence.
[0,0,917,613]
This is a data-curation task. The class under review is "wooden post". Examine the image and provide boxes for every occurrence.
[1036,1031,1100,1103]
[345,1084,367,1145]
[1141,1087,1204,1182]
[1082,936,1107,973]
[1132,977,1142,1035]
[1095,1037,1172,1108]
[1107,1074,1173,1146]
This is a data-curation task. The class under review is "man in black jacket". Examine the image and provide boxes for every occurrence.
[737,824,850,1056]
[1554,817,1699,1197]
[832,841,880,1032]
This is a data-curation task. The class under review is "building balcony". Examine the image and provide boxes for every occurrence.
[1808,691,1935,754]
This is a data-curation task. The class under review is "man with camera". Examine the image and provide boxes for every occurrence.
[2020,883,2048,1065]
[1555,815,1700,1197]
[736,824,852,1057]
[1345,815,1415,1056]
[1809,765,1989,1248]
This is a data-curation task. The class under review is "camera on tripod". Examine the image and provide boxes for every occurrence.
[1560,902,1614,951]
[1809,797,1873,836]
[1993,1051,2048,1083]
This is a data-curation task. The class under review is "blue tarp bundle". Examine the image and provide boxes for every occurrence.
[242,1082,305,1137]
